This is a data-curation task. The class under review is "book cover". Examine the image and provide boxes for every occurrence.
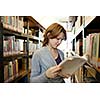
[58,55,87,75]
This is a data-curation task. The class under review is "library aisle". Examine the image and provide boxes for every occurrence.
[0,16,100,83]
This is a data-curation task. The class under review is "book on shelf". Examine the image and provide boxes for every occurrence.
[83,33,100,72]
[1,16,23,33]
[4,60,19,81]
[4,65,9,81]
[92,33,100,70]
[3,35,26,56]
[76,39,83,56]
[58,54,88,75]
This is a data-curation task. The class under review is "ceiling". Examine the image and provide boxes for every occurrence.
[32,16,76,31]
[32,16,68,28]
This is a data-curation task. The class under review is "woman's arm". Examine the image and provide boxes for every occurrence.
[30,52,49,83]
[30,52,62,83]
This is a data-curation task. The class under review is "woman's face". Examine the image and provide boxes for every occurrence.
[48,32,65,49]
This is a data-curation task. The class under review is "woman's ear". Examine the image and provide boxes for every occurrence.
[47,32,51,37]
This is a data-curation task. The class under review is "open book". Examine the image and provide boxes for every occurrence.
[58,55,88,75]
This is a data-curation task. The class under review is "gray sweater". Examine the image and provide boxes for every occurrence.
[30,46,65,83]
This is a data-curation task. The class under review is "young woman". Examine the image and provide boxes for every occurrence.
[30,23,70,83]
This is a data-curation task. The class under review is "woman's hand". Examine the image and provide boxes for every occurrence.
[45,65,62,79]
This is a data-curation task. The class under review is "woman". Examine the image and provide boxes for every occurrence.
[30,23,70,83]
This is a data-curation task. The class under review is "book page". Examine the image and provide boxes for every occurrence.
[59,56,87,75]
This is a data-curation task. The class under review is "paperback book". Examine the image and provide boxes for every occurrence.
[59,55,88,75]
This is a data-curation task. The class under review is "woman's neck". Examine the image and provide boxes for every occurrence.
[47,45,58,59]
[47,45,57,52]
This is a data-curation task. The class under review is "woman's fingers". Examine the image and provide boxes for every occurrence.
[45,66,62,78]
[52,66,62,73]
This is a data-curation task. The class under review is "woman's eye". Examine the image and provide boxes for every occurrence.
[57,38,60,40]
[56,38,63,41]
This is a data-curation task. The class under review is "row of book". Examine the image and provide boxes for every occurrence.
[3,36,38,56]
[29,41,38,54]
[4,60,19,81]
[84,33,100,71]
[1,16,39,37]
[1,16,23,33]
[4,58,32,82]
[3,36,25,56]
[75,33,100,70]
[75,33,100,72]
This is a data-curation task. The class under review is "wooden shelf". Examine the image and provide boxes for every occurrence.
[4,70,27,83]
[24,16,45,31]
[3,53,27,61]
[84,16,96,28]
[0,16,45,82]
[71,16,100,83]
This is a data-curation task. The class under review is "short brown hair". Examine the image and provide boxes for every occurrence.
[42,23,67,46]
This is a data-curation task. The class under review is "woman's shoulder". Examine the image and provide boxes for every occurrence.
[34,46,48,54]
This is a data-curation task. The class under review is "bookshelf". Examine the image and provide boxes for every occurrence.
[0,16,45,83]
[71,16,100,83]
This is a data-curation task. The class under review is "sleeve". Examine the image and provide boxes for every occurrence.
[30,52,49,83]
